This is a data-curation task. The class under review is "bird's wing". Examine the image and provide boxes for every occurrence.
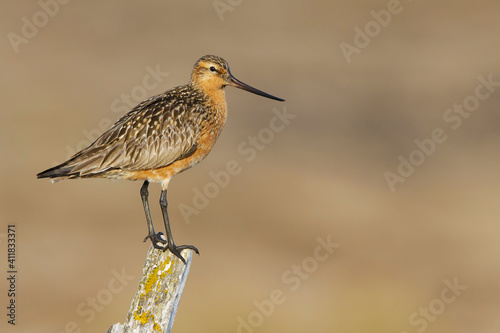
[66,92,204,177]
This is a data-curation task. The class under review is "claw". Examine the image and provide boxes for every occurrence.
[164,243,199,264]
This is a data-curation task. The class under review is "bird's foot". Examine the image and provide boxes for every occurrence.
[143,232,199,264]
[165,243,200,265]
[143,232,168,249]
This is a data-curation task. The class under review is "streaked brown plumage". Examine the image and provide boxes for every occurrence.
[37,55,285,263]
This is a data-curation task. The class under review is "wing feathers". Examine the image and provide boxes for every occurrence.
[42,88,205,178]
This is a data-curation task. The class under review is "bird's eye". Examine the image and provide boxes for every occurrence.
[209,66,217,72]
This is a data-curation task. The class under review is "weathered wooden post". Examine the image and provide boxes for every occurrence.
[107,247,194,333]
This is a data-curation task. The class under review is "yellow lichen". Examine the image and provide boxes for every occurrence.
[144,265,160,294]
[159,256,173,279]
[134,308,152,325]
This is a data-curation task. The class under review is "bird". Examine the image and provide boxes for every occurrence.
[37,55,285,264]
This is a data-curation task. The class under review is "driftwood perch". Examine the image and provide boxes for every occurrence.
[107,246,194,333]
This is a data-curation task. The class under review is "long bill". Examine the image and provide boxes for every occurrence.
[229,74,285,102]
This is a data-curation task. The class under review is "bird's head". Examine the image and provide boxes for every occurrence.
[190,55,285,102]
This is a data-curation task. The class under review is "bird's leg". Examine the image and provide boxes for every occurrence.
[159,188,199,264]
[140,181,167,249]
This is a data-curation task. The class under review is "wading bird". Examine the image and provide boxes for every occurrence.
[37,55,285,263]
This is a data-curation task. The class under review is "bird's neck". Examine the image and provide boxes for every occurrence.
[191,82,227,113]
[206,87,227,111]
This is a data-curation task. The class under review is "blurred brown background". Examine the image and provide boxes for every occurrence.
[2,1,500,332]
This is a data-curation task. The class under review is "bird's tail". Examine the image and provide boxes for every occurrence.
[36,160,77,180]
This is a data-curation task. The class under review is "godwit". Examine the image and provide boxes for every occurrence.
[37,55,285,263]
